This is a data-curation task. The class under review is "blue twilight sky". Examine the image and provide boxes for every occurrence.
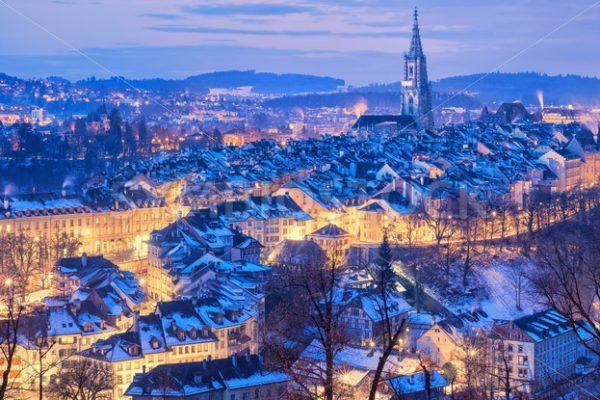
[0,0,598,85]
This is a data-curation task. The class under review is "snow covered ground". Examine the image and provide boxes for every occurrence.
[474,260,543,320]
[418,257,545,321]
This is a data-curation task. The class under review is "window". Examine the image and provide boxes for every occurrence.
[518,345,524,353]
[518,368,527,378]
[518,355,528,365]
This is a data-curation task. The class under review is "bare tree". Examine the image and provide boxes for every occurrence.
[0,232,81,295]
[507,258,527,311]
[0,276,26,399]
[457,205,481,288]
[424,201,453,252]
[456,332,487,400]
[489,339,516,400]
[148,368,176,400]
[532,212,600,358]
[0,233,40,297]
[417,354,432,400]
[495,202,510,251]
[365,233,407,400]
[19,315,60,400]
[48,359,113,400]
[269,247,347,400]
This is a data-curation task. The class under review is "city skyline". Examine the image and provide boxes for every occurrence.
[0,0,598,84]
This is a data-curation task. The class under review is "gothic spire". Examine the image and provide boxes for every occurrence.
[408,7,424,58]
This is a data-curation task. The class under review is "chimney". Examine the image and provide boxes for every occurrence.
[81,253,88,267]
[70,298,82,313]
[3,196,8,210]
[61,188,67,197]
[132,311,140,332]
[231,355,237,368]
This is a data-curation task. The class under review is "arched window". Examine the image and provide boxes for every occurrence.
[409,96,414,114]
[409,65,414,77]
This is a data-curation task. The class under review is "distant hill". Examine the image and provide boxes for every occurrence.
[353,72,600,106]
[434,72,600,106]
[75,70,345,95]
[3,70,600,106]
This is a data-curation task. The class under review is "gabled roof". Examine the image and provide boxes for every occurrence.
[387,370,447,395]
[514,309,573,343]
[310,223,349,237]
[125,355,288,397]
[353,115,415,129]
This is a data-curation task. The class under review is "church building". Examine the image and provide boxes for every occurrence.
[401,8,434,130]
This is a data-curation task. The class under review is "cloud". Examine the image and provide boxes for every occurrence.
[181,3,314,16]
[1,40,597,86]
[149,25,410,38]
[0,45,405,85]
[139,13,185,20]
[150,26,331,37]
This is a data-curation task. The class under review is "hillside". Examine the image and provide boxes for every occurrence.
[75,70,345,95]
[434,72,600,106]
[3,71,600,106]
[353,72,600,106]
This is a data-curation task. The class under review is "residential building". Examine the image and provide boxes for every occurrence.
[124,355,289,400]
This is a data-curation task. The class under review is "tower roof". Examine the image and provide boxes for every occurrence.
[407,7,424,58]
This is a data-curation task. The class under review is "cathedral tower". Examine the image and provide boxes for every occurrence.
[401,8,433,130]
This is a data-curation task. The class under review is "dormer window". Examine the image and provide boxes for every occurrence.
[150,337,160,349]
[227,310,238,322]
[128,344,139,356]
[189,328,198,339]
[176,328,186,341]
